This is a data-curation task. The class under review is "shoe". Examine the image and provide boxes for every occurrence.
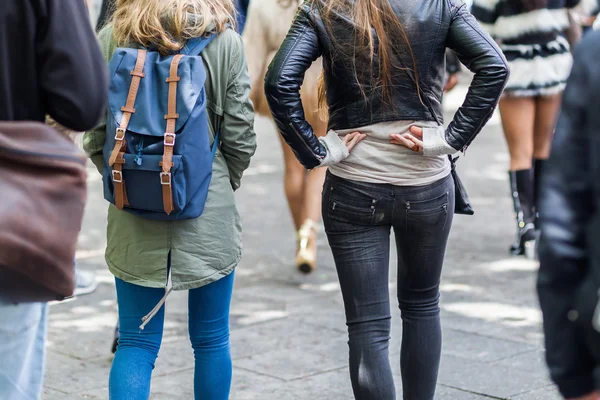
[111,321,119,354]
[509,170,536,256]
[296,219,317,274]
[73,269,98,297]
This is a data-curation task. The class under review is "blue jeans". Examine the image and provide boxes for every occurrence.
[322,172,454,400]
[109,272,235,400]
[0,302,48,400]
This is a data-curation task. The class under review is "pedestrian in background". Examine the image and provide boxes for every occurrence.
[244,0,327,274]
[0,0,107,399]
[265,0,508,398]
[472,0,581,257]
[83,0,256,398]
[537,30,600,400]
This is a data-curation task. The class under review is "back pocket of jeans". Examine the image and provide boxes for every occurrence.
[405,191,449,231]
[327,185,376,226]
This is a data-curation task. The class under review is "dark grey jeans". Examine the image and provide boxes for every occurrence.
[322,171,455,400]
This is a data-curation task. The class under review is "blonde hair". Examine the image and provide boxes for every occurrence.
[112,0,235,55]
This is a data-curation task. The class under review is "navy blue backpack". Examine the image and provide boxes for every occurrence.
[102,35,218,220]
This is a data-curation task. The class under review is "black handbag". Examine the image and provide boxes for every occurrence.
[448,155,474,215]
[418,85,474,215]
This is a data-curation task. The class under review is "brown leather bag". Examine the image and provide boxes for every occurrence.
[0,121,87,302]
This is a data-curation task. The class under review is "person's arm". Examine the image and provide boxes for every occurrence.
[537,37,598,400]
[439,0,508,154]
[444,49,461,92]
[221,32,257,190]
[38,0,107,132]
[264,5,329,170]
[445,49,462,76]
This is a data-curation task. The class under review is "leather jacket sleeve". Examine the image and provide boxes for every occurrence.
[264,6,327,170]
[537,39,598,399]
[445,1,509,152]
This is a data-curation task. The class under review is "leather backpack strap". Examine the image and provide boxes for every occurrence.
[160,54,184,215]
[108,50,147,166]
[112,153,130,209]
[110,49,146,210]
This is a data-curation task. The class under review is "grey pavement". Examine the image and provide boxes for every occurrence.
[43,83,560,399]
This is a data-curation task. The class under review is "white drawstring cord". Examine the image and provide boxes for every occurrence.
[139,270,173,330]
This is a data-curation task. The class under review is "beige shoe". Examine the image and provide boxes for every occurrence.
[296,219,317,274]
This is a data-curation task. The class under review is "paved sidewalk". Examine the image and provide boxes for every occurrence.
[44,85,560,399]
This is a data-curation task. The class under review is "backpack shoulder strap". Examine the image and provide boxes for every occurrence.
[180,34,217,56]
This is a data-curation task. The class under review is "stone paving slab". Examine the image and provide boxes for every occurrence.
[437,354,552,399]
[511,386,562,400]
[44,88,564,399]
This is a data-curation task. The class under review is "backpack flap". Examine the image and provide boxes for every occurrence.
[107,48,207,137]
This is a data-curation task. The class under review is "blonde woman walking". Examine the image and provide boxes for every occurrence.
[84,0,256,398]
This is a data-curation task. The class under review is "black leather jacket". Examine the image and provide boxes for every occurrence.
[264,0,509,169]
[538,31,600,400]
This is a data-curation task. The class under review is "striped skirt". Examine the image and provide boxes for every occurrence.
[501,35,573,97]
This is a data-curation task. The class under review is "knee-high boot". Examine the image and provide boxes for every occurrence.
[509,169,537,256]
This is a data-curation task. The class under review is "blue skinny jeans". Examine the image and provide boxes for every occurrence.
[109,272,234,400]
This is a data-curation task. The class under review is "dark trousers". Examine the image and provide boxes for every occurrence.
[322,171,455,400]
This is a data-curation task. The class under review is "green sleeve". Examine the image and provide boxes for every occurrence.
[83,26,116,174]
[220,34,257,190]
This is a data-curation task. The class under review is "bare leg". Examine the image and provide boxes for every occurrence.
[278,133,307,231]
[533,94,561,160]
[499,96,536,171]
[294,125,327,273]
[499,96,537,255]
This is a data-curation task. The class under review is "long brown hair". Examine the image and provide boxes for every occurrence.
[315,0,420,114]
[112,0,235,55]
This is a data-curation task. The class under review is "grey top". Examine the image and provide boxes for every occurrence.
[320,121,457,186]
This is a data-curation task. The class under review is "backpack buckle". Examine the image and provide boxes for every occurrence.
[164,133,176,147]
[115,128,126,141]
[160,172,172,185]
[112,170,123,183]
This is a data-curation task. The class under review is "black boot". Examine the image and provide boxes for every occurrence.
[526,159,547,260]
[509,170,536,256]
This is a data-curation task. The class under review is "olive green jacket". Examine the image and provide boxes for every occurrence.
[84,26,256,290]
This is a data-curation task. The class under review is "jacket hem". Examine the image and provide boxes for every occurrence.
[328,113,438,132]
[106,252,241,291]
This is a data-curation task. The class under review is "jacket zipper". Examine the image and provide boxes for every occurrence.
[0,145,85,165]
[288,122,323,162]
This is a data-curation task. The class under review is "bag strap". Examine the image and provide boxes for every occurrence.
[180,34,216,56]
[110,49,147,210]
[159,54,185,215]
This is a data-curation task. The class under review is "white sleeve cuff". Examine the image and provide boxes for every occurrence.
[422,126,459,156]
[319,130,350,166]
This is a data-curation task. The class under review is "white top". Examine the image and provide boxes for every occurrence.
[321,120,456,187]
